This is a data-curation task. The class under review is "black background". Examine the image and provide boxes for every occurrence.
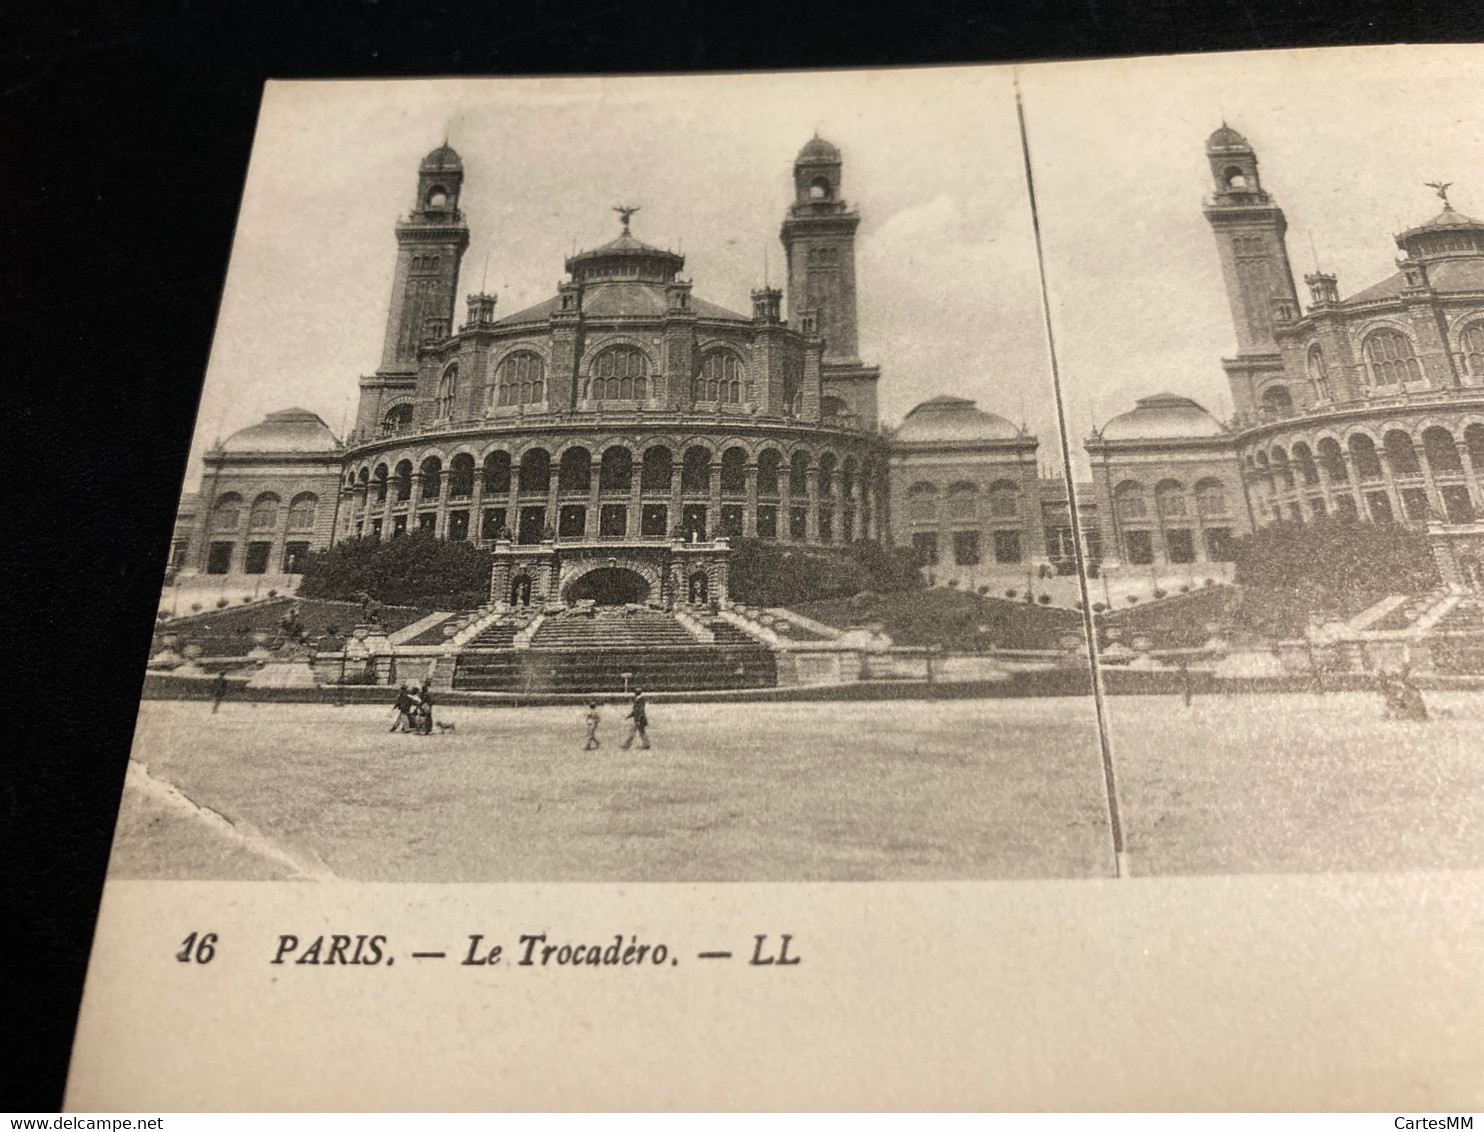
[6,0,1482,1112]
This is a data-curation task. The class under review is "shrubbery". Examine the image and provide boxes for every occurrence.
[727,539,922,607]
[297,532,492,608]
[1231,518,1439,637]
[796,585,1080,651]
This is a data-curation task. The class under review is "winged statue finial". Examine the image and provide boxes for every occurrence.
[1426,181,1454,207]
[613,204,641,234]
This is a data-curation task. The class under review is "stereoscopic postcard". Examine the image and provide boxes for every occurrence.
[65,47,1484,1111]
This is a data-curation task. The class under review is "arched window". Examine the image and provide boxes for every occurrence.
[1155,481,1186,518]
[1465,424,1484,474]
[558,447,591,494]
[586,346,649,401]
[518,449,551,494]
[782,356,803,416]
[817,453,837,497]
[1460,323,1484,378]
[1347,434,1382,480]
[249,493,280,531]
[393,460,413,502]
[419,456,442,499]
[1384,430,1421,476]
[494,352,544,408]
[371,464,389,504]
[906,482,938,521]
[789,451,810,496]
[840,457,857,502]
[720,448,748,495]
[809,176,830,200]
[695,352,743,403]
[483,451,512,494]
[448,453,475,498]
[1363,329,1422,386]
[820,396,849,420]
[1224,167,1248,190]
[211,493,242,531]
[1195,480,1228,516]
[287,493,318,532]
[681,447,711,494]
[1291,442,1320,486]
[988,482,1018,519]
[1306,345,1332,400]
[641,446,673,492]
[1422,426,1463,474]
[1270,448,1294,490]
[1115,481,1147,520]
[426,186,448,209]
[757,450,782,496]
[945,482,978,520]
[1260,385,1293,420]
[1317,437,1348,482]
[435,365,459,420]
[381,403,413,436]
[600,447,633,492]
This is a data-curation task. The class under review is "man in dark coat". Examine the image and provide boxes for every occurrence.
[620,689,651,750]
[390,684,414,733]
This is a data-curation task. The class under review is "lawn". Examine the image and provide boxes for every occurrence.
[109,691,1484,882]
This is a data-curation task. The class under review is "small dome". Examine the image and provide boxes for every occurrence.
[566,231,685,283]
[221,408,340,454]
[1394,203,1484,261]
[420,143,463,173]
[1206,124,1250,151]
[796,134,841,163]
[894,396,1021,443]
[1099,393,1226,441]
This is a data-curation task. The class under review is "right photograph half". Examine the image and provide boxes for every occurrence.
[1019,46,1484,876]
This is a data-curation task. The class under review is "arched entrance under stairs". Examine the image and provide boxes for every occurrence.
[563,566,652,605]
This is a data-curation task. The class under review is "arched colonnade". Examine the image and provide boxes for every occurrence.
[1243,418,1484,527]
[340,434,887,548]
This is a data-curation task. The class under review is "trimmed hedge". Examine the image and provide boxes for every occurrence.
[297,532,492,608]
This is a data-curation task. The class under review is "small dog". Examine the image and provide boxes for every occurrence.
[434,720,457,733]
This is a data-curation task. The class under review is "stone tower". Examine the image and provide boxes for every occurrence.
[378,143,472,374]
[1202,125,1301,419]
[780,135,861,365]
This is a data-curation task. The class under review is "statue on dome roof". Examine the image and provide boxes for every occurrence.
[612,204,641,234]
[1426,181,1454,207]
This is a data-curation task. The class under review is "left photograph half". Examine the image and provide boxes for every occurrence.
[120,71,1115,883]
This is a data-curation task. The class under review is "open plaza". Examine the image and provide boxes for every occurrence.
[111,691,1484,882]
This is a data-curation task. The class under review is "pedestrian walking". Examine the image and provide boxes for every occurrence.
[211,671,228,714]
[389,684,414,732]
[583,700,601,750]
[416,682,435,734]
[620,689,651,750]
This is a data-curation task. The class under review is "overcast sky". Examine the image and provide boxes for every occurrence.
[186,46,1484,492]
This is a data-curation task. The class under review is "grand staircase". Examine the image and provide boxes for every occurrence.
[452,607,776,693]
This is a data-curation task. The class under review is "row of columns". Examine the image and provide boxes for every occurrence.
[344,461,886,544]
[1252,443,1484,524]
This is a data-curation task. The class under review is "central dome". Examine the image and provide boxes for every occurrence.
[565,231,686,284]
[894,396,1021,443]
